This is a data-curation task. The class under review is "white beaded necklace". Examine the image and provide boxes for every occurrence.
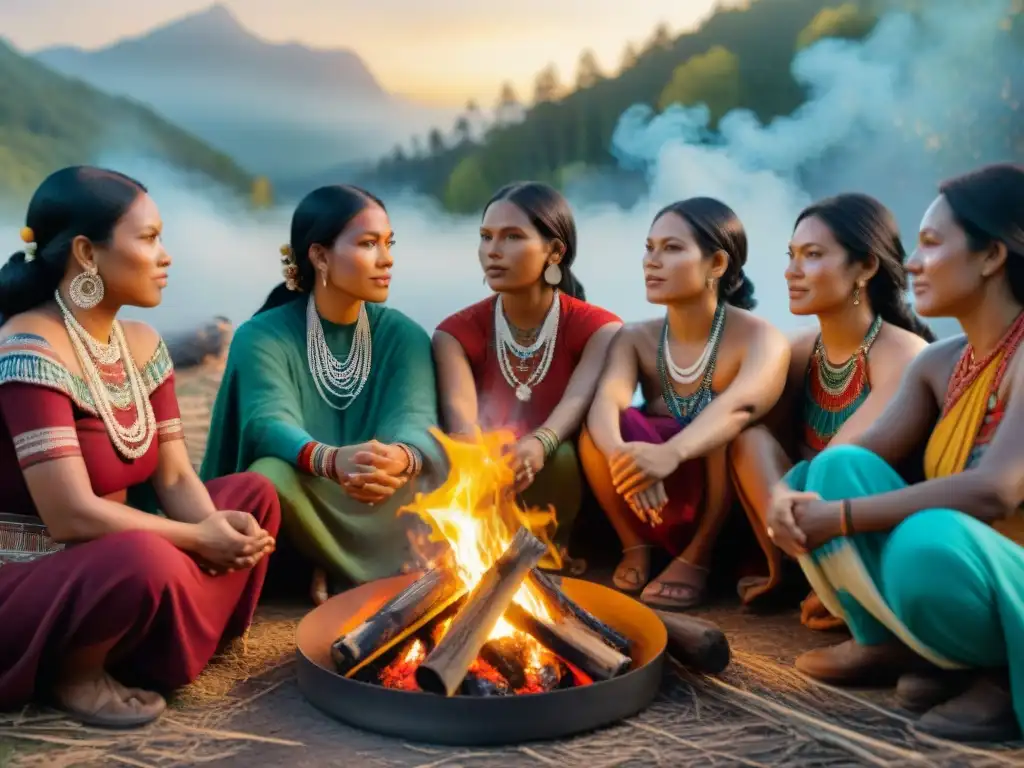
[663,303,726,385]
[494,291,560,402]
[306,294,372,410]
[54,291,156,460]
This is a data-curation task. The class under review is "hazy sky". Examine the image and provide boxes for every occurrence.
[0,0,722,104]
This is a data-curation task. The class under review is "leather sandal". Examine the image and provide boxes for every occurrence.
[612,544,651,593]
[56,688,166,729]
[916,675,1021,742]
[640,558,708,610]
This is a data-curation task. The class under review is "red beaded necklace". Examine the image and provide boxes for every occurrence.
[942,310,1024,417]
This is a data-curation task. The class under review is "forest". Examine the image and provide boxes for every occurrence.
[365,0,883,212]
[0,39,253,204]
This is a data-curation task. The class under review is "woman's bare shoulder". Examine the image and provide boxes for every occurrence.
[724,306,787,348]
[119,320,163,365]
[873,323,930,365]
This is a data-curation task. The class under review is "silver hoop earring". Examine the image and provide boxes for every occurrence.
[69,267,104,309]
[543,263,562,286]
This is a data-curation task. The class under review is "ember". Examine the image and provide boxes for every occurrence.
[331,428,633,697]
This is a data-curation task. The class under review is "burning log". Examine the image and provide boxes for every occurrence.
[505,602,632,682]
[415,527,548,696]
[527,570,631,654]
[331,567,463,676]
[656,610,731,675]
[479,636,528,690]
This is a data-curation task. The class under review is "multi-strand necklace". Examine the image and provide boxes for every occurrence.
[943,309,1024,417]
[306,294,372,410]
[803,314,882,452]
[657,302,726,427]
[54,290,156,460]
[494,291,560,402]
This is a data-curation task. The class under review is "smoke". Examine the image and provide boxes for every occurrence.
[2,0,1018,339]
[610,0,1021,336]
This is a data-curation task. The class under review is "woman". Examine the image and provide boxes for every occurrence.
[729,194,932,624]
[0,167,279,728]
[201,185,442,605]
[433,182,621,569]
[768,163,1024,742]
[581,197,790,610]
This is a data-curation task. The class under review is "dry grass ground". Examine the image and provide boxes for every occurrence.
[2,361,1022,766]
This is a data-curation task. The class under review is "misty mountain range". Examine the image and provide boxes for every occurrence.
[34,4,456,179]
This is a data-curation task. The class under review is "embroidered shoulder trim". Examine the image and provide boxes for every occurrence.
[0,333,175,414]
[140,338,174,392]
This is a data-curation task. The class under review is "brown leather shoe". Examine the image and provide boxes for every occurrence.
[795,640,923,685]
[896,671,969,712]
[916,675,1021,742]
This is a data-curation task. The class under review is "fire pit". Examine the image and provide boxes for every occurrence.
[295,571,667,745]
[294,430,679,744]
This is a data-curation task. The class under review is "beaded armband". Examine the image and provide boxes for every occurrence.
[395,442,424,477]
[530,427,560,460]
[298,441,340,481]
[156,418,185,444]
[13,427,81,470]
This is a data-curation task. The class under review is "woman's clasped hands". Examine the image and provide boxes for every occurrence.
[334,439,413,505]
[194,509,275,576]
[765,483,844,557]
[609,442,679,526]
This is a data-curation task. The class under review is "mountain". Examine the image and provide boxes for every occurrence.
[0,38,251,203]
[34,4,455,179]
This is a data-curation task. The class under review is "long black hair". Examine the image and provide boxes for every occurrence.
[483,182,586,300]
[0,166,146,320]
[795,194,934,341]
[939,163,1024,306]
[654,197,757,310]
[256,184,386,315]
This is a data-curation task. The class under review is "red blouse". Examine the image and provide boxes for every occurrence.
[0,333,184,516]
[437,294,620,438]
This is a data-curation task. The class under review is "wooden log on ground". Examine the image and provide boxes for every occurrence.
[505,601,632,682]
[527,570,631,654]
[331,567,463,676]
[415,527,548,696]
[655,610,731,675]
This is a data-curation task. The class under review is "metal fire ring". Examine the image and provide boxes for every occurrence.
[295,573,667,746]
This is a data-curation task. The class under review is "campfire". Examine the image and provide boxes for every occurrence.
[330,429,633,697]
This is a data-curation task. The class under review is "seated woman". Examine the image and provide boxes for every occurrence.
[201,185,441,605]
[729,194,932,624]
[0,167,279,728]
[433,182,621,569]
[581,197,789,609]
[767,163,1024,742]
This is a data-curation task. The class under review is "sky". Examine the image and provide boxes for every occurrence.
[0,0,723,105]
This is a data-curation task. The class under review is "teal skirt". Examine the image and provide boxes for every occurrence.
[785,445,1024,730]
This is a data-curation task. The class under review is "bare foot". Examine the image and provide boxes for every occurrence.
[613,545,651,593]
[800,590,847,631]
[54,670,165,728]
[310,568,329,606]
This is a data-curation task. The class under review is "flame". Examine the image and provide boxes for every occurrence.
[400,427,560,644]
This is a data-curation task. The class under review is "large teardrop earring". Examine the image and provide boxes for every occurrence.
[543,263,562,286]
[69,265,104,310]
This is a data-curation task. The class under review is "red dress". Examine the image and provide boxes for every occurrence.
[0,333,280,709]
[436,294,620,438]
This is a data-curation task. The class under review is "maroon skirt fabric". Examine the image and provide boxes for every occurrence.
[0,473,280,709]
[619,407,705,557]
